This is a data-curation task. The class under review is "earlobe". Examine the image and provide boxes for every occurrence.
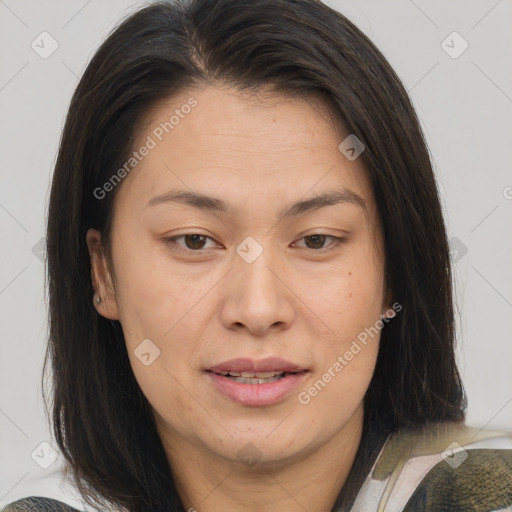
[85,228,119,320]
[382,307,396,319]
[381,286,396,319]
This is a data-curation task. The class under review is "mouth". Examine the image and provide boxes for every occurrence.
[207,369,304,384]
[205,358,309,406]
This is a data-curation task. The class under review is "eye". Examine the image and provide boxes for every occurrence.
[291,234,345,251]
[165,234,218,251]
[164,233,345,252]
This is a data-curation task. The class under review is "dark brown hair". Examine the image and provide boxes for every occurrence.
[43,0,466,510]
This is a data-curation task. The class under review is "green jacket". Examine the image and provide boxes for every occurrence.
[351,421,512,511]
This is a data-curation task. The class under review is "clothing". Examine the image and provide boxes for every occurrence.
[3,422,512,512]
[0,497,82,512]
[351,421,512,511]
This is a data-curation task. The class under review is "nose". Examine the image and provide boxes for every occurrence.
[220,243,296,337]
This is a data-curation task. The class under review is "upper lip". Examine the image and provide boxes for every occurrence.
[208,357,306,374]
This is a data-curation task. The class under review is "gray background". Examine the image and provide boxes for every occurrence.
[1,0,511,506]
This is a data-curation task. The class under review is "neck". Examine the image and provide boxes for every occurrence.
[159,405,365,512]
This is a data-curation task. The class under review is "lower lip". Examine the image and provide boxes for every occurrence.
[206,371,308,406]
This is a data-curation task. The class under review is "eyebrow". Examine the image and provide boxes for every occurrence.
[145,187,366,218]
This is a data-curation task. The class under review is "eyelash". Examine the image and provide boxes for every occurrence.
[164,233,345,253]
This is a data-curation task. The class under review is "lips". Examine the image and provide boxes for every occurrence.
[205,357,308,405]
[208,357,305,375]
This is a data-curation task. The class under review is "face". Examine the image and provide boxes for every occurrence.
[87,85,392,470]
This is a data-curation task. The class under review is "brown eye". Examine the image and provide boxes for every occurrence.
[183,234,207,250]
[293,234,344,251]
[305,234,328,249]
[166,234,216,251]
[165,233,344,253]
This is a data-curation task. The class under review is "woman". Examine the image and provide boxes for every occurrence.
[3,0,511,511]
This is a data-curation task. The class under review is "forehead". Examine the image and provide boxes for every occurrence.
[114,85,376,222]
[140,86,346,155]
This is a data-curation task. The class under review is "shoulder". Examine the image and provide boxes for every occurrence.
[1,496,85,512]
[351,421,512,512]
[403,446,512,511]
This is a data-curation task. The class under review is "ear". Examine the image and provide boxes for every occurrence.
[381,285,396,319]
[86,228,119,320]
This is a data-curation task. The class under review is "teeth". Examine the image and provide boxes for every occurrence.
[255,372,281,378]
[240,371,281,378]
[238,371,283,378]
[229,375,283,384]
[212,369,296,382]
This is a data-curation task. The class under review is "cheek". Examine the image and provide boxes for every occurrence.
[315,275,382,380]
[130,360,214,445]
[301,257,384,400]
[318,259,385,339]
[110,235,193,336]
[297,324,381,419]
[111,241,216,402]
